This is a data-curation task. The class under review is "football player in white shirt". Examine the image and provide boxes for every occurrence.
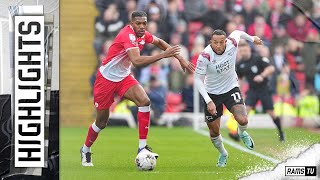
[194,29,263,167]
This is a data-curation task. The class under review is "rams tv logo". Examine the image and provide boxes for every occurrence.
[285,166,317,176]
[14,16,45,167]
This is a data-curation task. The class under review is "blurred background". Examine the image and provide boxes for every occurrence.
[60,0,320,129]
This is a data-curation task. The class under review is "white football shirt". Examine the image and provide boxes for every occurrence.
[194,30,254,103]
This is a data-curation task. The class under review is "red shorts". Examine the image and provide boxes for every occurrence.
[93,71,139,110]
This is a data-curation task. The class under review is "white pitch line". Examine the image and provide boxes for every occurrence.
[195,129,281,164]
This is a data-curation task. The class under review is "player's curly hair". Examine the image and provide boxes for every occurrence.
[131,11,147,20]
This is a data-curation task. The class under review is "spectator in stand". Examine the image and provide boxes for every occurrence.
[174,19,189,47]
[94,3,124,58]
[285,38,305,93]
[99,3,124,38]
[170,33,189,61]
[168,57,186,92]
[181,74,194,112]
[200,0,228,31]
[248,14,273,47]
[146,75,167,124]
[139,49,170,88]
[240,0,260,29]
[190,34,206,65]
[225,21,237,35]
[286,13,313,42]
[301,29,320,86]
[94,0,114,16]
[231,13,246,31]
[270,24,289,54]
[166,0,184,36]
[121,0,137,25]
[137,0,168,20]
[266,0,291,30]
[285,38,303,72]
[184,0,207,21]
[147,4,170,42]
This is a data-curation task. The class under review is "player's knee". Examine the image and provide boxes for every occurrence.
[95,117,108,129]
[209,129,220,137]
[137,97,150,107]
[235,115,248,126]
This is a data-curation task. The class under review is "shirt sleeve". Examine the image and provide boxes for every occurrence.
[195,52,209,76]
[144,31,154,44]
[258,56,271,69]
[194,51,212,104]
[194,73,212,104]
[229,30,254,44]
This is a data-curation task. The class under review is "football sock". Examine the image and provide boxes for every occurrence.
[138,106,150,149]
[272,116,283,133]
[139,139,147,149]
[211,135,228,156]
[237,123,247,135]
[83,122,101,152]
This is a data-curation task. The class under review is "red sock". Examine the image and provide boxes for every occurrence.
[84,125,99,147]
[138,106,150,139]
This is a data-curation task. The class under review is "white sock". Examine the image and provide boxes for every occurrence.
[92,122,102,133]
[82,144,91,153]
[211,135,228,156]
[139,139,147,149]
[238,123,247,135]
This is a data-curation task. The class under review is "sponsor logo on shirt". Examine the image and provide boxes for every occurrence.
[139,40,145,45]
[216,60,231,74]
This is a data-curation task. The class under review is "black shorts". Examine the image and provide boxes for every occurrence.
[204,87,244,122]
[245,88,274,111]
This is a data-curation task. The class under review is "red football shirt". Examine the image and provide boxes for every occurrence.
[100,25,154,82]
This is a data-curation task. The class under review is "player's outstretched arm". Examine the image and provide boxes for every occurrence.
[231,30,263,45]
[152,36,195,73]
[127,45,180,67]
[252,36,263,45]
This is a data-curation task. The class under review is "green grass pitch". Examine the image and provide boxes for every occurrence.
[60,127,319,180]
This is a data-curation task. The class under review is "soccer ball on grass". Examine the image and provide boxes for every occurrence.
[135,151,157,171]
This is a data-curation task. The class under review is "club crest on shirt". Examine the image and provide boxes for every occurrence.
[129,34,136,44]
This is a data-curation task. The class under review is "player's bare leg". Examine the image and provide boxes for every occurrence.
[267,110,285,142]
[231,104,254,150]
[123,84,158,158]
[207,118,228,167]
[81,109,110,166]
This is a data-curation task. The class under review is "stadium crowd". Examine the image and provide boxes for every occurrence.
[90,0,320,125]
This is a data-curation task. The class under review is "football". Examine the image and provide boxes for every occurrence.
[135,152,157,171]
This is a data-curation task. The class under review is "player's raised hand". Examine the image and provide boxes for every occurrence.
[253,36,263,45]
[207,101,217,116]
[179,59,195,73]
[164,45,181,58]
